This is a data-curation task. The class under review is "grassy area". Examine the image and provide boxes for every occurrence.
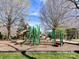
[0,52,79,59]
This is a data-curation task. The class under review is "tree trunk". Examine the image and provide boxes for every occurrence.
[7,15,11,40]
[7,25,11,40]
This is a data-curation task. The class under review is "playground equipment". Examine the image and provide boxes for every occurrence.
[19,25,64,46]
[52,30,64,46]
[52,30,56,45]
[26,26,64,46]
[27,25,40,45]
[60,32,64,46]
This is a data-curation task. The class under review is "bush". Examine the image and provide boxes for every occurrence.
[56,28,67,39]
[11,36,17,40]
[47,32,52,39]
[47,28,67,39]
[66,28,78,40]
[0,32,3,39]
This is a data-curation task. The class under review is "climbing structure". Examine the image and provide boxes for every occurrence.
[26,25,40,45]
[52,30,64,46]
[18,25,64,46]
[52,30,56,45]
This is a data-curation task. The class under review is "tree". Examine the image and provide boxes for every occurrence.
[0,0,30,40]
[40,0,73,31]
[17,18,26,33]
[56,28,67,39]
[68,0,79,9]
[17,18,28,40]
[66,28,78,40]
[40,0,74,45]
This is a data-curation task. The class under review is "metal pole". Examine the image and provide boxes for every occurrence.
[52,30,56,45]
[60,32,63,46]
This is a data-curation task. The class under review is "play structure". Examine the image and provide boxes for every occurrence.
[26,25,40,45]
[52,30,64,46]
[19,25,64,46]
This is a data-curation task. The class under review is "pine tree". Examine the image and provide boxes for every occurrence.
[17,18,25,33]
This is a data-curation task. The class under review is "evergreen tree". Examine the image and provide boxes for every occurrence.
[17,18,26,33]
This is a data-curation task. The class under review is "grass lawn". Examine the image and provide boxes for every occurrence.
[0,52,79,59]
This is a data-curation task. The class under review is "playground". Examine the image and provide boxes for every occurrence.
[0,21,79,59]
[0,0,79,59]
[0,25,78,52]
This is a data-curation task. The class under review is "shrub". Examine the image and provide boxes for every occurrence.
[0,32,3,39]
[11,36,17,40]
[47,28,67,39]
[47,32,52,39]
[56,28,67,39]
[66,28,78,40]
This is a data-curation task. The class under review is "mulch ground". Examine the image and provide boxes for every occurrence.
[0,41,79,52]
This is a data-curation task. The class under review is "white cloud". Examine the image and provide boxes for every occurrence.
[30,12,39,16]
[40,0,46,2]
[40,0,47,4]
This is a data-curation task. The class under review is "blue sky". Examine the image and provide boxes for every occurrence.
[27,0,43,26]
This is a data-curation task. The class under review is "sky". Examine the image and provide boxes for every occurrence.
[27,0,43,26]
[27,0,79,29]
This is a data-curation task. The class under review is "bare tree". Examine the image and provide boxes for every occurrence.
[0,0,30,40]
[40,0,73,31]
[68,0,79,9]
